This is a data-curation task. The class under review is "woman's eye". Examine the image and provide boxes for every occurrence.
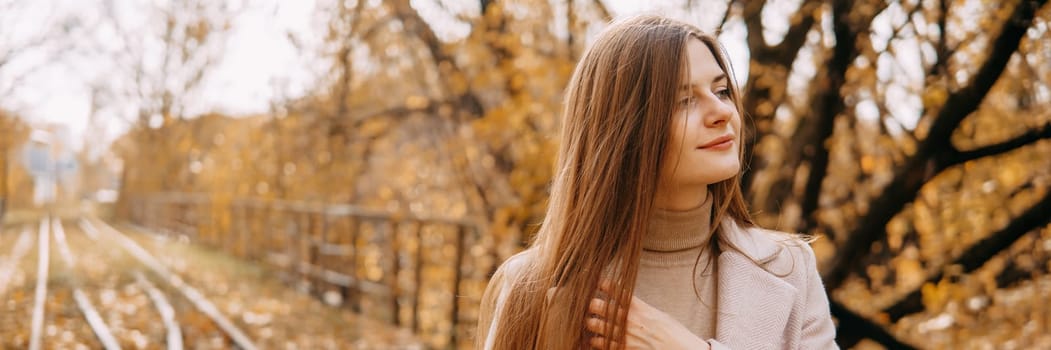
[677,97,694,107]
[715,88,732,100]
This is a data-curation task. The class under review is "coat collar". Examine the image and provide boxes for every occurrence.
[714,219,799,349]
[717,219,783,263]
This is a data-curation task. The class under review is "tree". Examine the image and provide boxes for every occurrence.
[108,0,1051,347]
[98,0,239,210]
[0,109,29,218]
[725,0,1050,346]
[0,0,77,99]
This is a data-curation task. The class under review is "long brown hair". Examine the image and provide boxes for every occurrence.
[486,15,753,349]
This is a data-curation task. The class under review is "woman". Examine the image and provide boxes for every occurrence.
[475,15,837,350]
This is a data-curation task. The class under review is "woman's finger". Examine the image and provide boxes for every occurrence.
[585,317,606,334]
[585,316,624,337]
[589,298,625,320]
[589,298,608,316]
[597,279,613,293]
[589,336,618,350]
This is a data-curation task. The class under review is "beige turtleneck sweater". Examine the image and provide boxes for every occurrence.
[634,196,718,340]
[477,194,840,349]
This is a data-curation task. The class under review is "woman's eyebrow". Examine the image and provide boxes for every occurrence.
[679,73,729,92]
[711,73,727,85]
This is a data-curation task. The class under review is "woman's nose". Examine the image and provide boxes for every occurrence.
[703,99,734,127]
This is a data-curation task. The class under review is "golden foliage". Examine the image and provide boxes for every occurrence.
[106,0,1051,348]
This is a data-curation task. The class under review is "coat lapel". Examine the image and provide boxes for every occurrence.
[714,221,798,349]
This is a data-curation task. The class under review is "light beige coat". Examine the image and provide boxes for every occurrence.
[475,221,839,349]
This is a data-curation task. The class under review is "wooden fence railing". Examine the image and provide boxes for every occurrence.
[125,193,495,349]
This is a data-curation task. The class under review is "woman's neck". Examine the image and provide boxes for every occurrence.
[654,185,709,211]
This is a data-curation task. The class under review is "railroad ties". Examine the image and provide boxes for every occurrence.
[0,217,257,349]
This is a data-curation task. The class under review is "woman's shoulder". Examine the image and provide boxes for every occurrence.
[489,248,537,286]
[750,226,817,254]
[730,223,820,278]
[477,249,537,348]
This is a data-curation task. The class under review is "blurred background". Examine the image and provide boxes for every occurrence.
[1,0,1049,349]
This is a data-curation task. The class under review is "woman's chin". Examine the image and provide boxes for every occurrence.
[696,163,741,184]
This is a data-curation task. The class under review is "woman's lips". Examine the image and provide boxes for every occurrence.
[698,135,734,150]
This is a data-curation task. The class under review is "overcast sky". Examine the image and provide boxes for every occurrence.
[1,0,321,152]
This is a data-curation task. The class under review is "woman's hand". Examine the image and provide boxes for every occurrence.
[585,282,711,350]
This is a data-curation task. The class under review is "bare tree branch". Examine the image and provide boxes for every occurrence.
[390,0,484,117]
[793,0,889,234]
[0,3,77,99]
[717,0,736,32]
[923,1,1045,152]
[878,0,924,46]
[995,243,1049,288]
[882,190,1051,322]
[832,300,918,349]
[770,0,821,63]
[742,0,772,59]
[0,1,68,69]
[591,0,612,22]
[480,0,495,15]
[797,0,859,235]
[823,0,1047,290]
[330,0,369,134]
[943,122,1051,166]
[741,0,885,207]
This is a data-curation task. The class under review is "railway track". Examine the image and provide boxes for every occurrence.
[52,217,121,350]
[28,218,50,350]
[1,215,423,349]
[0,225,33,298]
[0,217,257,349]
[85,218,258,350]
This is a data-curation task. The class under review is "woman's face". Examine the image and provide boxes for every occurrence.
[659,38,742,196]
